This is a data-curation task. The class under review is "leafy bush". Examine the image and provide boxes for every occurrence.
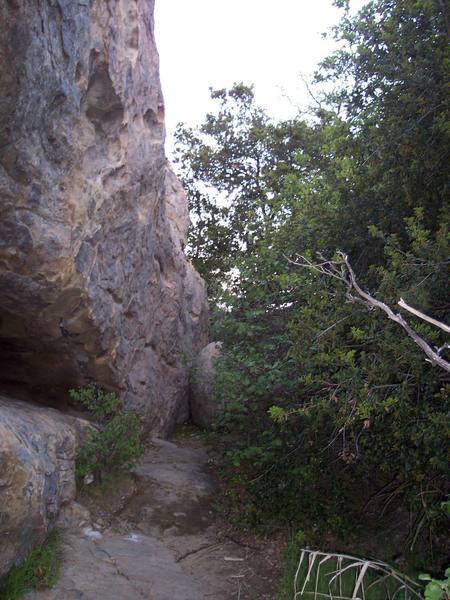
[0,529,62,600]
[420,568,450,600]
[174,0,450,568]
[209,210,449,550]
[176,0,450,571]
[69,384,144,484]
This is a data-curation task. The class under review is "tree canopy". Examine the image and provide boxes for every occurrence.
[175,0,449,568]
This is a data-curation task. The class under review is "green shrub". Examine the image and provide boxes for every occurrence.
[209,214,450,549]
[176,0,450,575]
[69,384,144,484]
[0,529,62,600]
[420,568,450,600]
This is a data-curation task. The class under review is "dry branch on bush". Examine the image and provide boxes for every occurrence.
[293,549,423,599]
[287,251,450,373]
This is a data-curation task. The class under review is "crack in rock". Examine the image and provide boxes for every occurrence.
[89,543,149,600]
[175,542,223,563]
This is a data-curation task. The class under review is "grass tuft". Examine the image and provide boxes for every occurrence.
[277,546,424,600]
[0,529,62,600]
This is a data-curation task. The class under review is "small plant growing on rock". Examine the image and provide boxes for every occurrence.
[0,529,62,600]
[70,384,144,485]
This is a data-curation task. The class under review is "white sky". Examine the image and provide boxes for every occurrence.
[155,0,366,156]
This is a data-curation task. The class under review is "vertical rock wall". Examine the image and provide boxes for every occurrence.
[0,0,208,432]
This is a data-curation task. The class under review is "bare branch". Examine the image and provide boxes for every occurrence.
[314,316,351,341]
[289,251,450,373]
[437,342,450,356]
[398,298,450,334]
[284,254,347,283]
[339,252,450,372]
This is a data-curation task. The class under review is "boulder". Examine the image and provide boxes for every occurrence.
[0,396,88,578]
[0,0,208,432]
[190,342,223,428]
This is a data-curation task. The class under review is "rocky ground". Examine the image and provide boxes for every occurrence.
[25,433,281,600]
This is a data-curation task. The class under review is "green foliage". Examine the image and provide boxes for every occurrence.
[176,0,450,571]
[277,542,310,600]
[175,82,313,299]
[69,385,144,484]
[0,529,62,600]
[419,568,450,600]
[69,384,119,419]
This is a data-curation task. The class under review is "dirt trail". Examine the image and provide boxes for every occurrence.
[25,434,279,600]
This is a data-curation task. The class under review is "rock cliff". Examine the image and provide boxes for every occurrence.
[0,0,208,431]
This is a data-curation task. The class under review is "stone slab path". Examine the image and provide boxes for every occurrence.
[25,435,279,600]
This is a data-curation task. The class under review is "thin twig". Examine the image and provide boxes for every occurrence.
[314,316,351,341]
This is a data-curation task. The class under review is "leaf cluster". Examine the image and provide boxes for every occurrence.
[69,385,144,484]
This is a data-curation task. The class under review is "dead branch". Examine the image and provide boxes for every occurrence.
[398,298,450,334]
[287,251,450,373]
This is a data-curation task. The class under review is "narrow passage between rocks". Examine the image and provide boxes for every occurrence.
[25,433,279,600]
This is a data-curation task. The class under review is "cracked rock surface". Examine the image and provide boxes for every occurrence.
[25,436,278,600]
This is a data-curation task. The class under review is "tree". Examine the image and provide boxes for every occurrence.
[175,0,450,565]
[174,83,314,297]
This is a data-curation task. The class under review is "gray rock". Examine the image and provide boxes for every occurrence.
[0,0,208,432]
[25,532,204,600]
[190,342,223,428]
[24,435,276,600]
[56,501,92,533]
[0,396,89,578]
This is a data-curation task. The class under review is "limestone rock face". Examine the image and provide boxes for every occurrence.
[190,342,223,428]
[0,396,88,578]
[0,0,208,431]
